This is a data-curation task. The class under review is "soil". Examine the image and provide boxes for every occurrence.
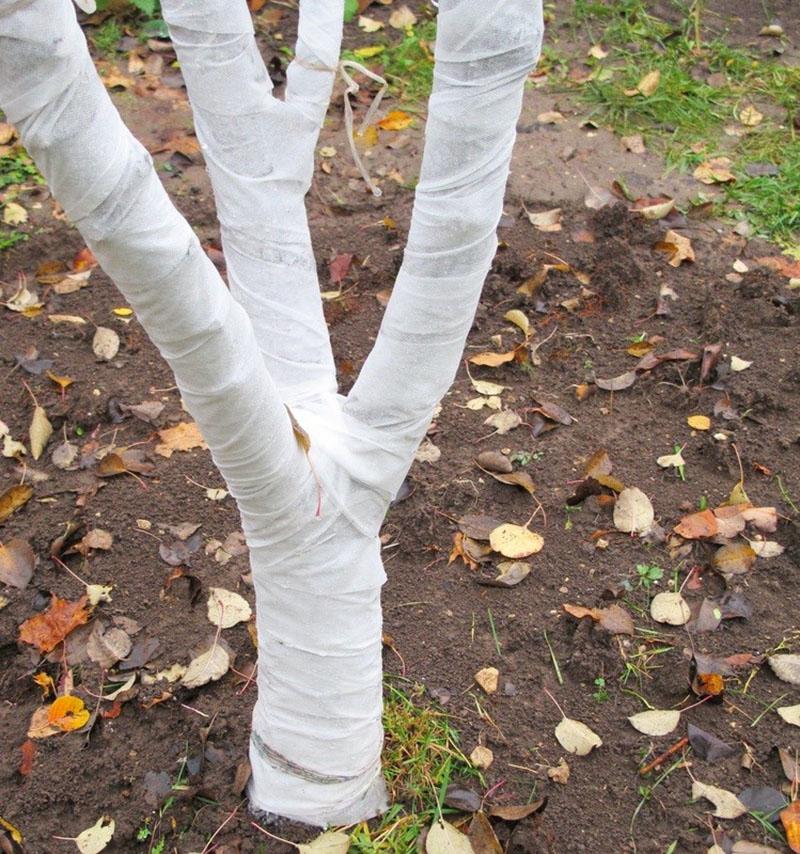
[1,3,799,853]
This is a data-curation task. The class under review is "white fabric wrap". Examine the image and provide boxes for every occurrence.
[0,0,542,826]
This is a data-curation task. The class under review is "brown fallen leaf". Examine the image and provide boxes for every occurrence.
[562,602,635,635]
[595,371,637,391]
[0,483,33,523]
[18,595,91,653]
[467,811,502,854]
[469,346,524,367]
[656,230,695,267]
[0,538,35,588]
[712,542,756,576]
[674,508,718,539]
[488,797,547,821]
[780,800,800,854]
[693,156,736,184]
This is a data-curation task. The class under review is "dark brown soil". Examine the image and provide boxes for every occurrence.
[1,3,799,853]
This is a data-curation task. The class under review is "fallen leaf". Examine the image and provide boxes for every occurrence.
[155,422,207,457]
[484,469,536,495]
[474,666,499,694]
[657,448,685,470]
[92,327,120,361]
[470,378,506,396]
[503,308,530,337]
[739,105,763,127]
[445,785,482,813]
[181,639,233,689]
[738,786,788,821]
[692,781,747,819]
[595,371,637,391]
[628,709,681,736]
[75,816,115,854]
[747,539,783,558]
[470,745,494,769]
[28,705,61,739]
[467,811,502,854]
[730,356,752,372]
[674,508,718,539]
[613,486,654,534]
[3,201,27,225]
[87,625,132,669]
[656,230,695,266]
[487,798,547,821]
[555,717,602,756]
[769,655,800,686]
[694,156,735,184]
[688,414,711,431]
[537,110,566,124]
[547,757,570,784]
[636,198,675,220]
[635,69,661,97]
[28,405,52,461]
[297,830,351,853]
[712,542,756,576]
[47,695,90,731]
[469,349,519,367]
[480,561,531,588]
[562,603,634,635]
[207,587,252,628]
[0,538,35,588]
[377,110,413,131]
[489,524,543,559]
[358,14,383,31]
[426,819,473,854]
[388,4,417,28]
[18,595,91,653]
[780,801,800,854]
[687,723,737,762]
[650,591,691,625]
[483,410,522,436]
[527,207,562,232]
[777,705,800,728]
[19,739,36,776]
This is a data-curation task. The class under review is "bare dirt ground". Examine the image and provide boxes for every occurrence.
[1,2,799,852]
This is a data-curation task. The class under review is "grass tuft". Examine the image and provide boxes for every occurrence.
[348,681,479,852]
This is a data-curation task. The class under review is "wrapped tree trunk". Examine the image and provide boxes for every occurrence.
[0,0,542,827]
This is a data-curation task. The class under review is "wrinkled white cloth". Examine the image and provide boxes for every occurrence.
[0,0,542,826]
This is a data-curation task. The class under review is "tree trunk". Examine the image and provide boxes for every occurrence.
[0,0,542,827]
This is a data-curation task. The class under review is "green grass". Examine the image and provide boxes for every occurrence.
[564,0,800,251]
[348,682,479,852]
[0,148,41,251]
[343,19,437,103]
[92,19,123,56]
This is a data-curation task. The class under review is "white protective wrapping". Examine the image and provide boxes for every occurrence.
[0,0,542,826]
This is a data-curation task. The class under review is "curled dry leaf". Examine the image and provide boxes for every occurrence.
[595,371,637,391]
[483,410,522,435]
[656,448,685,470]
[691,781,748,819]
[467,811,503,854]
[613,486,654,534]
[474,666,499,694]
[415,439,441,463]
[650,591,691,626]
[0,538,35,589]
[207,587,252,628]
[674,508,718,539]
[487,797,546,821]
[628,709,681,736]
[489,524,543,559]
[480,560,531,588]
[563,602,634,635]
[484,469,536,495]
[29,405,52,460]
[470,745,494,770]
[76,816,115,854]
[527,207,562,232]
[92,327,120,361]
[555,717,602,756]
[687,723,737,762]
[475,451,512,474]
[693,156,735,184]
[656,230,695,267]
[87,625,131,669]
[768,655,800,686]
[780,801,800,854]
[503,308,530,337]
[547,757,570,784]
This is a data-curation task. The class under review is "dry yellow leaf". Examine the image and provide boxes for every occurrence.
[154,422,208,458]
[489,524,544,559]
[687,414,711,431]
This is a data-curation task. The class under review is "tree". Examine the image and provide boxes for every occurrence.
[0,0,543,828]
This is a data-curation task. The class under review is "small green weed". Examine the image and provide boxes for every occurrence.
[635,563,663,590]
[592,676,609,702]
[92,19,122,56]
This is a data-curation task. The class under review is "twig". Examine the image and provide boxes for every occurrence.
[200,799,245,854]
[639,737,689,776]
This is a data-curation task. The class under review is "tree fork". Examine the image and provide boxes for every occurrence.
[0,0,543,827]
